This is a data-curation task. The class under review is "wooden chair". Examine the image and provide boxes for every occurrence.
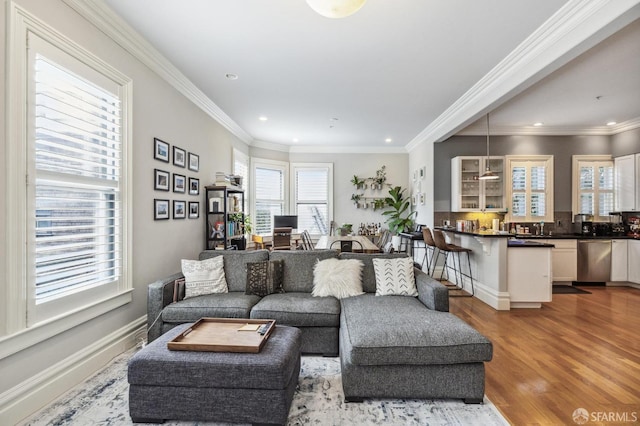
[375,229,390,250]
[422,227,437,275]
[431,229,474,296]
[271,227,292,250]
[329,239,363,253]
[299,230,314,250]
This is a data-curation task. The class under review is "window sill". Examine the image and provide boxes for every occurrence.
[0,290,132,360]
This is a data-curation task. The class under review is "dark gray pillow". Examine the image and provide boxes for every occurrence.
[245,260,285,297]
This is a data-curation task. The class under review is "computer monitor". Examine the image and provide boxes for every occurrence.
[273,215,298,229]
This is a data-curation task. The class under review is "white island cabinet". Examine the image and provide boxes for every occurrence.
[611,239,628,282]
[507,245,553,308]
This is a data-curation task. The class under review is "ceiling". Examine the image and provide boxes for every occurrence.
[101,0,640,150]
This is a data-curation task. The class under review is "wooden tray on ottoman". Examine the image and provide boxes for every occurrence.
[167,318,275,353]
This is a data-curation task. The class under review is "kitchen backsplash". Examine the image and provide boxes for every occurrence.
[433,211,573,235]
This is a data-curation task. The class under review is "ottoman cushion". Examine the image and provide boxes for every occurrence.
[128,323,301,390]
[340,294,493,366]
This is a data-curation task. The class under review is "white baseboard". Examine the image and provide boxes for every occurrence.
[0,315,146,425]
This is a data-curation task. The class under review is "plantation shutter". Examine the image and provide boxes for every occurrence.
[32,50,121,302]
[577,160,614,221]
[294,167,329,234]
[254,167,284,234]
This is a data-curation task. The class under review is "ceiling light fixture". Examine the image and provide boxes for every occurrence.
[479,113,499,180]
[292,138,299,143]
[533,122,543,127]
[385,138,392,143]
[258,116,268,121]
[306,0,367,18]
[606,121,617,126]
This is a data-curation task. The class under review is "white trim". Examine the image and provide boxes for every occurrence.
[251,139,408,154]
[0,316,146,425]
[571,155,614,220]
[290,163,334,233]
[61,0,253,145]
[250,158,290,233]
[454,117,640,136]
[406,0,640,151]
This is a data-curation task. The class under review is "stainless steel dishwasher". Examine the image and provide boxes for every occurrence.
[577,240,611,282]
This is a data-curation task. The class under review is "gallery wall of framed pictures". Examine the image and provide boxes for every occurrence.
[153,137,200,220]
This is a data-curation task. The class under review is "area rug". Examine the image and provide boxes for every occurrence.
[552,285,591,294]
[20,347,508,426]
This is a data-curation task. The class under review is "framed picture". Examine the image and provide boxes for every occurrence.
[173,173,186,193]
[173,200,186,219]
[173,146,186,167]
[189,177,200,195]
[188,152,199,172]
[419,166,426,180]
[188,201,199,219]
[154,199,169,220]
[419,192,426,205]
[154,138,169,162]
[154,169,170,191]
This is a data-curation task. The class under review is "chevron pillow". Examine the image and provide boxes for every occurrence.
[372,257,418,296]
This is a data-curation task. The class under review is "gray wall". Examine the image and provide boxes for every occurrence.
[0,0,245,406]
[611,127,640,157]
[434,134,613,212]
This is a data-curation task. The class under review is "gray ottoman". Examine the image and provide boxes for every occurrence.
[128,323,302,425]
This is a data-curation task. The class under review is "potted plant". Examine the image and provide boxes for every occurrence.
[351,193,362,208]
[350,175,367,190]
[371,165,387,190]
[340,223,353,236]
[373,198,386,211]
[382,186,417,249]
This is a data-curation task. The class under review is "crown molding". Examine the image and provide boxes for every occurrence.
[61,0,253,145]
[251,139,408,154]
[455,116,640,136]
[405,0,640,151]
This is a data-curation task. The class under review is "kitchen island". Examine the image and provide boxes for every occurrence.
[433,227,554,310]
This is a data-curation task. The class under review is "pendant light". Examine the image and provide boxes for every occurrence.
[479,113,499,180]
[306,0,367,19]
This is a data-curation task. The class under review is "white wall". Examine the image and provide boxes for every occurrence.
[408,141,435,228]
[288,152,409,230]
[0,0,245,421]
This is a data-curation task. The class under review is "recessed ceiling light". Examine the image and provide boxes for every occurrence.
[385,138,392,143]
[606,121,617,126]
[292,138,299,143]
[225,73,238,80]
[533,122,544,127]
[258,116,268,121]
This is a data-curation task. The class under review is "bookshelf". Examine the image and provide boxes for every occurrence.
[205,185,246,250]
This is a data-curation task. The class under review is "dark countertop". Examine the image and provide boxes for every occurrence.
[507,240,555,248]
[434,227,638,240]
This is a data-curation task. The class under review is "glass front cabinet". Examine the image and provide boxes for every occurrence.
[451,156,505,212]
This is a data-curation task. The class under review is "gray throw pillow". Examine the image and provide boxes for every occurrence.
[246,260,285,297]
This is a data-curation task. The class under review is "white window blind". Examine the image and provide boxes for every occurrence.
[33,54,121,304]
[506,156,553,223]
[254,165,285,234]
[574,158,614,221]
[292,164,332,235]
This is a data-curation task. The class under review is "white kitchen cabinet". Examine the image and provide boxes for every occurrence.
[550,239,577,282]
[628,240,640,284]
[610,239,628,282]
[508,246,552,308]
[524,239,577,282]
[615,154,637,211]
[451,156,505,212]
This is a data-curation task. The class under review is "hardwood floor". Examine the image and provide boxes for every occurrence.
[448,286,640,425]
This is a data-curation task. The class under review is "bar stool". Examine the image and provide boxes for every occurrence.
[431,229,474,296]
[421,227,437,275]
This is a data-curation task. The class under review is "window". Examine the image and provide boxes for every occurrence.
[291,164,333,235]
[572,155,613,222]
[506,156,554,223]
[3,6,131,348]
[251,159,288,235]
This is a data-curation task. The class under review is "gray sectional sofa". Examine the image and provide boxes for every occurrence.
[147,249,493,403]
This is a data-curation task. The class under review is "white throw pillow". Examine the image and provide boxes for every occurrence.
[181,256,228,299]
[372,257,418,296]
[312,258,365,299]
